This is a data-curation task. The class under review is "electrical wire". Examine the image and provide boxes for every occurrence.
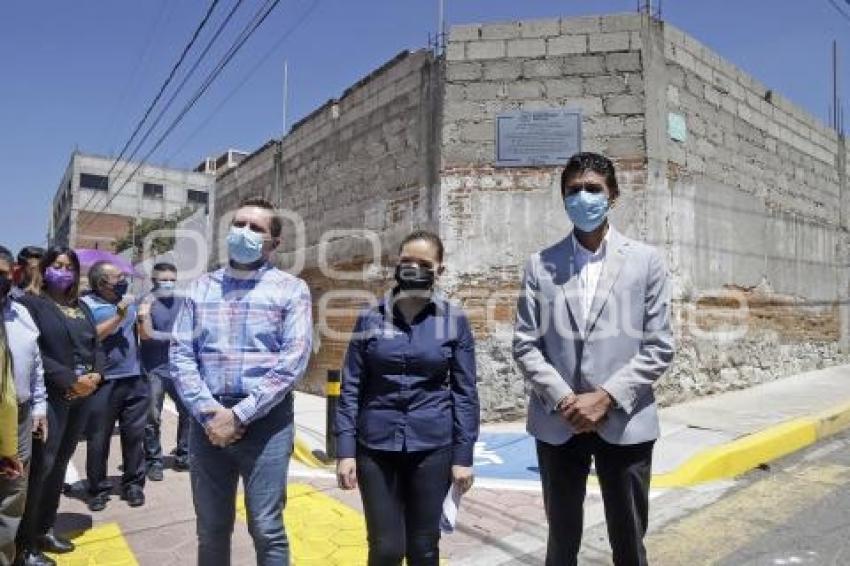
[105,0,246,194]
[77,0,221,215]
[165,0,320,163]
[77,0,284,232]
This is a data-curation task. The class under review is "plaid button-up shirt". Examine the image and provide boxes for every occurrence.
[170,263,313,425]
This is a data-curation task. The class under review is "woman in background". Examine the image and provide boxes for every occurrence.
[16,247,103,566]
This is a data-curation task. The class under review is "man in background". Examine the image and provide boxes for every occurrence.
[11,247,44,299]
[140,262,190,481]
[82,261,147,512]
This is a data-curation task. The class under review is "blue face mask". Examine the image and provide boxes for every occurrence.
[155,281,176,292]
[227,226,264,265]
[564,191,610,233]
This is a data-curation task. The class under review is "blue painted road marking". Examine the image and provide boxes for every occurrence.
[473,432,541,481]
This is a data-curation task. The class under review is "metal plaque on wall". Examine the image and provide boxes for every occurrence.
[495,109,582,167]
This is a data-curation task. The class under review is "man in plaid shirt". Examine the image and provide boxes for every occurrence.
[170,197,312,566]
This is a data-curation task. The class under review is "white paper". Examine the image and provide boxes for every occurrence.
[439,483,462,534]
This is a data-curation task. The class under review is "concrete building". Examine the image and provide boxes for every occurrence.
[194,149,249,176]
[49,151,214,250]
[211,13,850,420]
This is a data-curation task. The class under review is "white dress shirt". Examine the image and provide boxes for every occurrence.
[572,230,609,325]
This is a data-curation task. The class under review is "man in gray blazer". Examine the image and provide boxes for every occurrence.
[513,152,675,566]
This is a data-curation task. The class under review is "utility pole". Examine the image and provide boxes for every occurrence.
[437,0,446,53]
[637,0,661,18]
[274,60,288,210]
[282,60,289,137]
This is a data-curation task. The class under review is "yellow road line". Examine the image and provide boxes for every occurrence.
[48,522,138,566]
[646,463,850,565]
[237,483,369,565]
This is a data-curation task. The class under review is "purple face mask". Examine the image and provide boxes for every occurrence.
[44,267,75,292]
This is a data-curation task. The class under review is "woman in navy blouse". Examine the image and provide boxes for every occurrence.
[335,230,480,566]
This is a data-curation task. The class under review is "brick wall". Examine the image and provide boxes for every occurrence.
[74,210,133,250]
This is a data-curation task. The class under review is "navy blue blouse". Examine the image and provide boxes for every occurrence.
[335,293,480,466]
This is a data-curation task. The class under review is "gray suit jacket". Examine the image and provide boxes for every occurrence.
[512,227,675,446]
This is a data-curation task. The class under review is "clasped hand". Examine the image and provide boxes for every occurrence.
[559,389,613,433]
[201,406,245,447]
[66,373,100,401]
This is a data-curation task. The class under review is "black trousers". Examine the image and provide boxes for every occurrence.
[536,434,654,566]
[18,396,90,546]
[144,373,190,468]
[356,445,452,566]
[86,376,149,496]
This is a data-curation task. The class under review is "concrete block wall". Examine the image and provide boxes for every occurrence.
[211,50,442,393]
[208,14,849,420]
[441,14,652,419]
[649,21,850,402]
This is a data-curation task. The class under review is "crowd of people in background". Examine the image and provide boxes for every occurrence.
[0,152,674,566]
[0,243,189,566]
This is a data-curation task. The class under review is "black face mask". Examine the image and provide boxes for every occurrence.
[0,275,11,301]
[394,263,436,292]
[101,279,129,303]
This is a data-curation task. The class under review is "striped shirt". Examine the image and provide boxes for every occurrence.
[4,300,46,415]
[169,263,313,426]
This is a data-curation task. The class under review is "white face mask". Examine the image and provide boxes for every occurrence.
[227,226,264,264]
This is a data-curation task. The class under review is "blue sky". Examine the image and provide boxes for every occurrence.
[0,0,847,255]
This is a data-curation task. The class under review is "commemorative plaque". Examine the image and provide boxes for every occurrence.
[495,109,582,167]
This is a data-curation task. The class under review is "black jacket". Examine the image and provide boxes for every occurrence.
[17,293,104,395]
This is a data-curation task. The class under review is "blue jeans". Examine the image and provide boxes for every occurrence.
[190,395,294,566]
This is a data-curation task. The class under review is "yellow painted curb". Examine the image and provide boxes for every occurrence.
[50,522,138,565]
[812,400,850,438]
[293,435,332,468]
[651,399,850,487]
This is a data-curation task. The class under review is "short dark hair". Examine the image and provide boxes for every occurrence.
[560,152,619,199]
[40,246,81,301]
[0,246,14,266]
[399,230,444,264]
[152,262,177,273]
[238,196,282,238]
[88,261,114,291]
[17,246,45,265]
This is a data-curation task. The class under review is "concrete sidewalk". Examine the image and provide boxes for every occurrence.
[294,364,850,487]
[45,364,850,565]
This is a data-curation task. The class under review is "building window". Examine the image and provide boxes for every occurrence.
[143,183,164,199]
[79,173,109,191]
[187,189,208,205]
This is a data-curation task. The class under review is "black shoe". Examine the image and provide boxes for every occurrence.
[16,549,56,566]
[35,532,74,554]
[121,486,145,507]
[87,492,109,512]
[146,465,164,481]
[172,458,190,472]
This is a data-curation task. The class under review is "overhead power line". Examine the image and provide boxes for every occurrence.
[77,0,221,215]
[827,0,850,23]
[78,0,285,233]
[105,0,246,194]
[165,0,320,163]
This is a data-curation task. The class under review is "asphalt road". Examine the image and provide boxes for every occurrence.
[646,427,850,566]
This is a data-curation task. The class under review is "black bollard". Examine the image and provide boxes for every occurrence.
[325,369,341,460]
